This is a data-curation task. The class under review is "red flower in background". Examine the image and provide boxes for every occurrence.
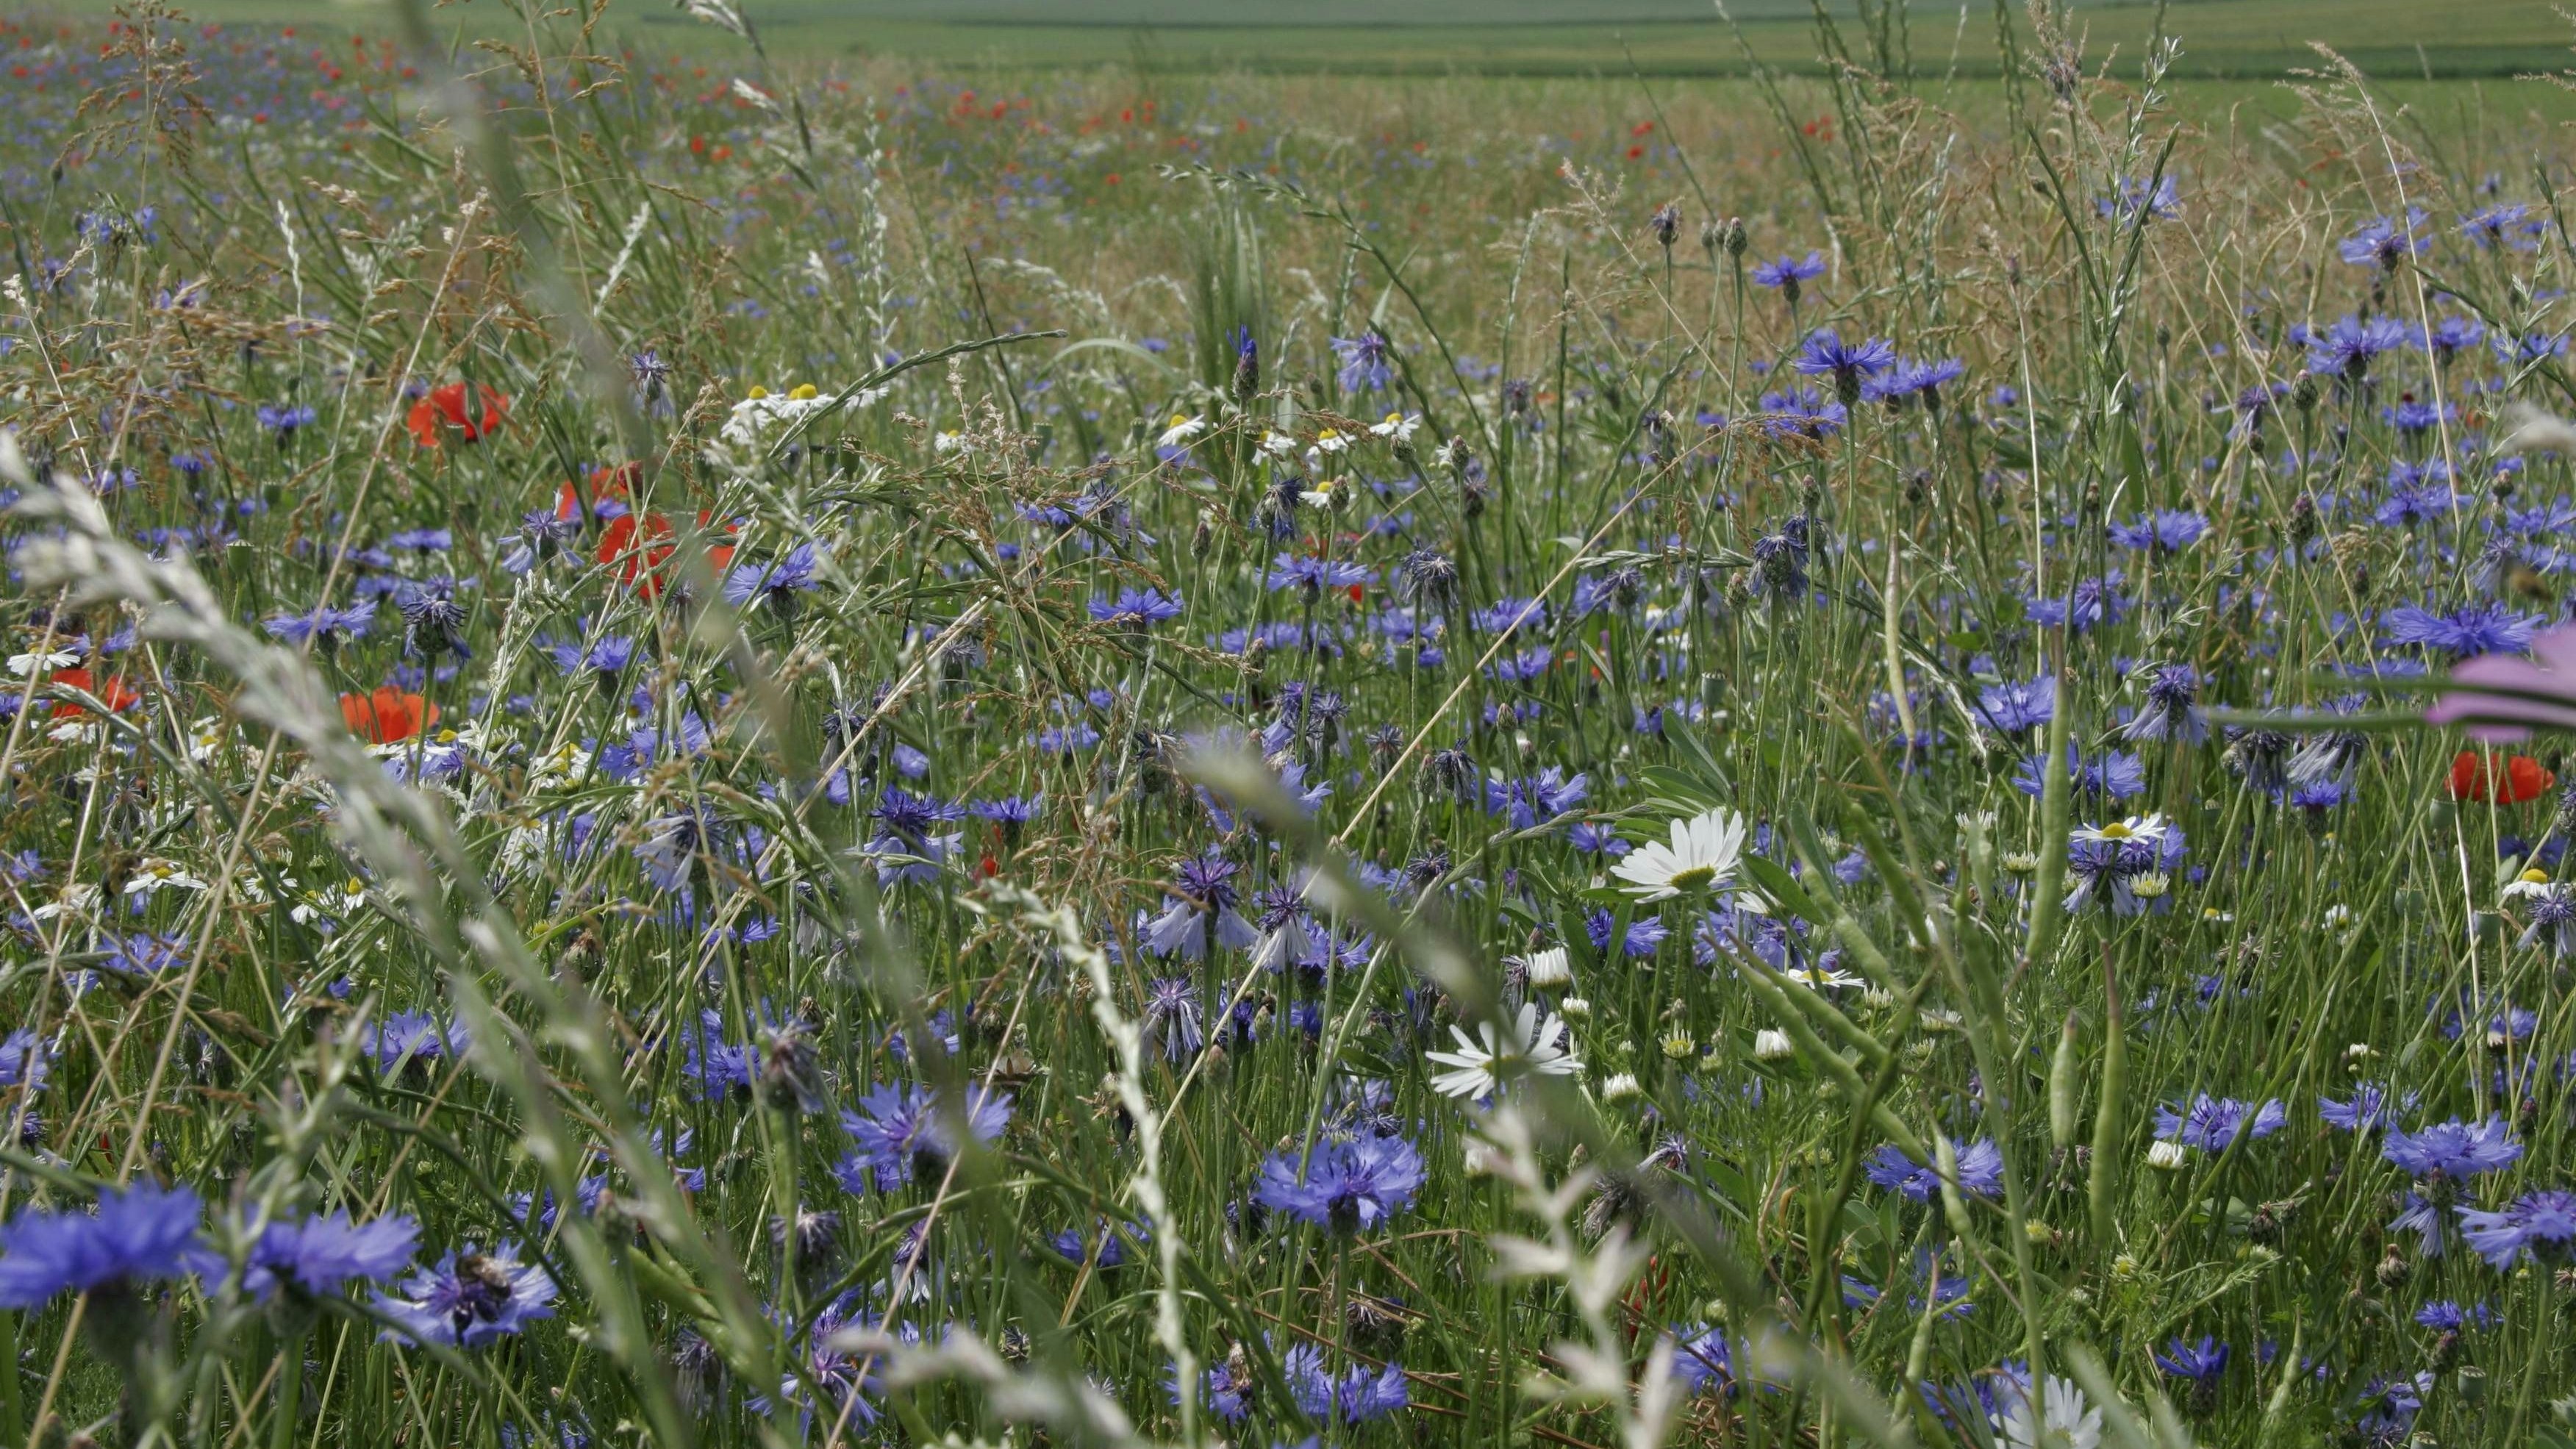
[407,381,508,447]
[48,668,137,715]
[2447,750,2555,804]
[596,509,737,598]
[340,687,437,745]
[554,462,640,522]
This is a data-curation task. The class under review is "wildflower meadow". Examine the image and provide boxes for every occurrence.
[10,1,2576,1445]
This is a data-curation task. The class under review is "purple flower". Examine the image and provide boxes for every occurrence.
[263,603,375,648]
[2153,1095,2286,1151]
[834,1083,1012,1193]
[2456,1189,2576,1269]
[2155,1336,2230,1384]
[1670,1323,1737,1397]
[2383,1117,2522,1180]
[376,1243,557,1347]
[1332,332,1394,394]
[1266,554,1376,595]
[1792,329,1897,404]
[2122,664,2206,744]
[1252,1135,1425,1232]
[243,1210,420,1299]
[2108,509,2208,553]
[2308,314,2414,381]
[0,1183,214,1308]
[1861,1139,2003,1202]
[1750,250,1828,304]
[1143,854,1259,959]
[2383,601,2537,660]
[2338,210,2427,271]
[1142,976,1206,1062]
[723,542,822,612]
[1088,587,1184,626]
[2319,1083,2407,1133]
[1975,676,2054,734]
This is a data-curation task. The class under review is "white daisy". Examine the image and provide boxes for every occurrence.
[1156,412,1208,449]
[2071,813,2167,845]
[1367,410,1420,441]
[2503,865,2556,901]
[124,859,208,897]
[1423,1001,1579,1099]
[1610,805,1752,903]
[1993,1375,2103,1449]
[1521,945,1572,989]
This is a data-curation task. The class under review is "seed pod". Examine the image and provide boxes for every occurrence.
[2049,1012,2081,1149]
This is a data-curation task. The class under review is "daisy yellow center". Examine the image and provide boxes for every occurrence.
[1382,412,1403,426]
[1168,413,1191,429]
[1666,862,1717,889]
[346,879,366,895]
[745,384,770,400]
[2097,822,2133,840]
[2524,867,2551,884]
[1317,429,1341,442]
[787,383,818,400]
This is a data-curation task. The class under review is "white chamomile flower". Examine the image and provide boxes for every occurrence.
[1751,1028,1795,1061]
[1424,1001,1579,1099]
[1299,476,1350,512]
[2072,814,2168,845]
[1309,426,1350,456]
[2144,1140,2190,1170]
[1521,945,1572,989]
[1156,412,1207,449]
[1600,1071,1642,1103]
[1785,960,1863,991]
[1258,429,1297,459]
[125,859,208,897]
[7,648,77,678]
[1611,805,1754,904]
[1368,410,1420,441]
[2503,865,2556,901]
[1993,1375,2103,1449]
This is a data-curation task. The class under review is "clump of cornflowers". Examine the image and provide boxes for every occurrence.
[0,1182,213,1309]
[834,1083,1012,1192]
[2152,1095,2286,1154]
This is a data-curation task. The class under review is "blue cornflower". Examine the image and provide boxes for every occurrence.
[1228,324,1260,396]
[1471,597,1549,635]
[2319,1083,2407,1132]
[1143,853,1258,959]
[2153,1095,2287,1152]
[2494,329,2571,368]
[1266,553,1377,595]
[2427,314,2487,365]
[2414,1299,2497,1331]
[1088,587,1184,626]
[1975,676,2054,735]
[2155,1335,2230,1386]
[2461,203,2533,248]
[1332,332,1394,394]
[2123,663,2207,744]
[2374,463,2458,526]
[263,603,375,650]
[723,542,822,614]
[2456,1189,2576,1269]
[389,527,453,552]
[1750,250,1828,305]
[2381,600,2537,659]
[2385,1117,2524,1180]
[1670,1323,1738,1397]
[1583,907,1669,959]
[394,578,471,659]
[1861,356,1967,409]
[2107,508,2208,553]
[0,1028,46,1093]
[1861,1139,2003,1203]
[1252,1134,1424,1232]
[257,402,318,442]
[2024,572,2128,632]
[1791,329,1897,404]
[834,1083,1012,1193]
[2308,314,2414,381]
[2339,210,2427,271]
[2099,173,2181,221]
[243,1209,421,1299]
[1484,768,1587,829]
[0,1182,214,1307]
[2014,744,2147,800]
[1756,386,1847,440]
[366,1010,467,1073]
[376,1244,557,1347]
[1142,976,1206,1062]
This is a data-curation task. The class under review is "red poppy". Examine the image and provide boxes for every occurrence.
[340,687,437,745]
[406,380,509,447]
[553,462,640,522]
[595,509,738,598]
[49,667,138,715]
[2447,750,2555,804]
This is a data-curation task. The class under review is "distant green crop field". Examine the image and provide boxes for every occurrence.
[33,0,2576,76]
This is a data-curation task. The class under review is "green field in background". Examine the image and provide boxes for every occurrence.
[26,0,2576,76]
